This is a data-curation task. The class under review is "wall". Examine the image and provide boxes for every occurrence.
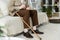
[0,0,10,16]
[28,0,41,12]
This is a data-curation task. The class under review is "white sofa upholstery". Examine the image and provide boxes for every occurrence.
[0,16,24,35]
[38,12,49,24]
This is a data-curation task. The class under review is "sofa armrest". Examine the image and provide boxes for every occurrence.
[0,16,24,35]
[37,12,49,24]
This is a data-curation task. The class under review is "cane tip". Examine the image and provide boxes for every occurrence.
[40,38,42,40]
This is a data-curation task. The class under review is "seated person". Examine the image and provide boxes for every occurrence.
[8,0,44,38]
[13,4,44,38]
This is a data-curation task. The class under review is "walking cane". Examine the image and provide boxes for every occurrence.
[9,10,42,40]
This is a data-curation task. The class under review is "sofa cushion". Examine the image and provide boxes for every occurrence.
[0,16,24,35]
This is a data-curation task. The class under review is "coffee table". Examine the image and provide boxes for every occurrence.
[49,17,60,23]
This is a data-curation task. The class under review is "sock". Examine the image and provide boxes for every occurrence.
[24,28,28,33]
[33,26,37,30]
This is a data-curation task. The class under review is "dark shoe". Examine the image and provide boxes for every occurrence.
[23,32,33,38]
[31,29,44,34]
[36,24,43,28]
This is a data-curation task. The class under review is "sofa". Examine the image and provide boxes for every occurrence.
[0,12,48,36]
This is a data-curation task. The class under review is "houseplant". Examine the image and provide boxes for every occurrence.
[0,26,3,36]
[46,6,52,17]
[41,6,46,12]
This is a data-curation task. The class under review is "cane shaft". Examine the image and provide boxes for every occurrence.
[16,13,41,40]
[9,11,42,40]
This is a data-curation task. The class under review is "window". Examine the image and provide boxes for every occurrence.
[28,0,60,17]
[41,0,60,17]
[31,0,35,2]
[41,0,47,12]
[28,0,38,9]
[42,0,46,5]
[54,0,59,12]
[48,0,52,5]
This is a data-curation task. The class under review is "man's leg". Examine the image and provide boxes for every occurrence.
[30,10,38,26]
[30,10,44,34]
[14,10,30,28]
[16,10,33,38]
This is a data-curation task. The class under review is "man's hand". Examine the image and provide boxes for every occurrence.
[26,7,31,10]
[19,4,26,9]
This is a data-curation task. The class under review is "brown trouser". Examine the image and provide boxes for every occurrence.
[14,9,38,28]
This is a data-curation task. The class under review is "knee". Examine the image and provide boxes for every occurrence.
[24,10,30,15]
[34,10,37,13]
[21,10,30,17]
[25,10,30,13]
[31,10,37,14]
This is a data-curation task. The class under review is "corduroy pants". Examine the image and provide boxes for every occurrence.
[14,10,38,28]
